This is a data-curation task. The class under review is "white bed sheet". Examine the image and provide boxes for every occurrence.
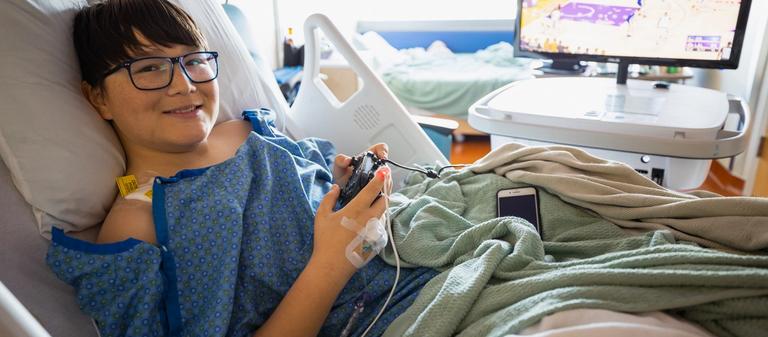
[519,309,716,337]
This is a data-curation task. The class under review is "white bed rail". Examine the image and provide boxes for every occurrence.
[289,14,448,185]
[0,283,51,337]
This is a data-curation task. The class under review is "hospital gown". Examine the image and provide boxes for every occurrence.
[46,109,438,337]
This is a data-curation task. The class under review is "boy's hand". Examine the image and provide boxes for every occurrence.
[312,166,391,277]
[332,143,389,186]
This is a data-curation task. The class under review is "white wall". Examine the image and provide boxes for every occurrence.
[692,0,768,181]
[744,59,768,195]
[228,0,279,69]
[695,1,767,103]
[276,0,518,46]
[225,1,517,71]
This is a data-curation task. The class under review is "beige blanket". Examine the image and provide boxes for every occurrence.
[470,143,768,253]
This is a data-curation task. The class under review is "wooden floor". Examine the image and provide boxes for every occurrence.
[450,135,757,196]
[450,135,491,164]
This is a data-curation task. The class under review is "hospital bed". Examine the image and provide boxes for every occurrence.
[0,0,447,335]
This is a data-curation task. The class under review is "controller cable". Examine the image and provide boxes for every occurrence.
[355,208,399,337]
[382,159,471,179]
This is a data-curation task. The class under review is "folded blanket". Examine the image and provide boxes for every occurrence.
[379,152,768,337]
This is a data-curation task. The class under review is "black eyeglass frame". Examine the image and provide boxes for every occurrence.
[102,51,220,90]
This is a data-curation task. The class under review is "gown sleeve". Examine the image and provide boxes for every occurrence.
[46,228,167,337]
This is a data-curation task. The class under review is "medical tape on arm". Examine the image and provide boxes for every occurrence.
[341,215,389,269]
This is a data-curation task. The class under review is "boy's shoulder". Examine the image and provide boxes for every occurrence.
[97,198,156,245]
[211,119,253,144]
[214,119,253,132]
[209,119,254,159]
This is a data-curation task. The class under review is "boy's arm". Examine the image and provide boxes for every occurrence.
[252,258,354,337]
[253,170,389,337]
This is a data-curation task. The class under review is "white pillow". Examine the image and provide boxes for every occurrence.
[0,0,288,237]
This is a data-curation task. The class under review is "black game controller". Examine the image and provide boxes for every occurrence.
[338,151,387,208]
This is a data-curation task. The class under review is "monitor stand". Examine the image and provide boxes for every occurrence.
[616,61,632,85]
[540,59,586,75]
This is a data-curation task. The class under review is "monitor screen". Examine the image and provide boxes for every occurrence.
[517,0,751,68]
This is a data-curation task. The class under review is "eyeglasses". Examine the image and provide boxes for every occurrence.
[103,51,219,90]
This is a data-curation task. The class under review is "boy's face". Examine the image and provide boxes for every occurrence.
[90,34,219,155]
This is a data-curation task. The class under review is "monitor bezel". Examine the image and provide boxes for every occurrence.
[514,0,753,69]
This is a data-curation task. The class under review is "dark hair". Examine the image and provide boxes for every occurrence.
[74,0,208,88]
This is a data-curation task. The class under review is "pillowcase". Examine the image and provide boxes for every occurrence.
[0,0,288,237]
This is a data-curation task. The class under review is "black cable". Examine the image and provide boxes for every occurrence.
[437,164,471,176]
[383,159,471,179]
[383,159,438,178]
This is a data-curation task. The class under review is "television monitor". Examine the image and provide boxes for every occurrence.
[515,0,753,83]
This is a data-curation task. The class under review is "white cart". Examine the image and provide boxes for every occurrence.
[468,77,752,190]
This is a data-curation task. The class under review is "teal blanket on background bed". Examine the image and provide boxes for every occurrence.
[381,42,535,118]
[380,170,768,337]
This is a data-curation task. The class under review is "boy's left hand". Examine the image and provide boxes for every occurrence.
[332,143,389,187]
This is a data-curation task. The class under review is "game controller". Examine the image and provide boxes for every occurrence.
[338,151,387,208]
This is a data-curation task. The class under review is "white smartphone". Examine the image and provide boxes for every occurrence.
[497,187,541,236]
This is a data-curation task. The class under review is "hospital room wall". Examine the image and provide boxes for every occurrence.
[228,0,279,69]
[225,1,516,68]
[273,0,517,47]
[691,0,768,192]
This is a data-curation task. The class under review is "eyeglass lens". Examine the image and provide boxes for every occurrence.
[129,52,218,90]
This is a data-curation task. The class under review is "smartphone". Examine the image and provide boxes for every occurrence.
[497,187,541,235]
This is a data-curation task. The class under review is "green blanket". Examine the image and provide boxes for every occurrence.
[380,170,768,337]
[381,42,535,118]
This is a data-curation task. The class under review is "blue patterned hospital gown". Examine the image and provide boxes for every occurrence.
[46,109,438,337]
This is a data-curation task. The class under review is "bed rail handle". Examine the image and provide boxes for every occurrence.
[289,13,449,186]
[302,13,385,100]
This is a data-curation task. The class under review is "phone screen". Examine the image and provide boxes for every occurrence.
[497,191,540,233]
